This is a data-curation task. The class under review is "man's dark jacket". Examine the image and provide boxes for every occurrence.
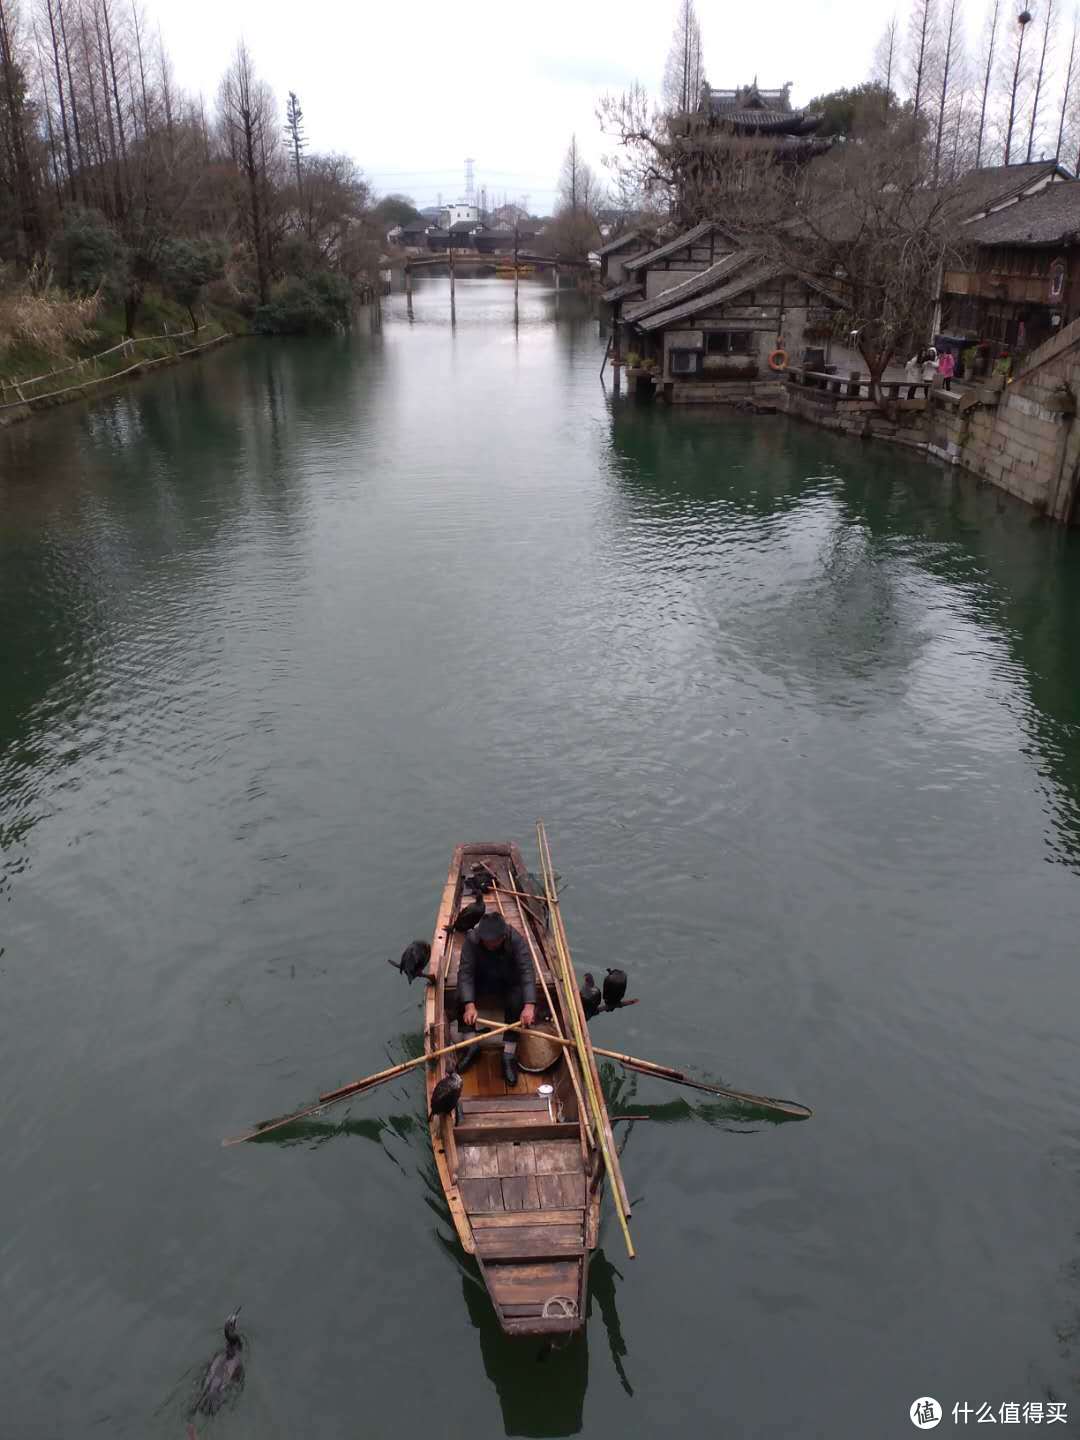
[457,929,536,1006]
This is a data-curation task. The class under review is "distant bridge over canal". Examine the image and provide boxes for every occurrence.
[399,252,592,276]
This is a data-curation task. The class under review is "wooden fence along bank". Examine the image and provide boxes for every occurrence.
[0,326,233,427]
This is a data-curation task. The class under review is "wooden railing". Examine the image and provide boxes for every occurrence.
[788,368,933,401]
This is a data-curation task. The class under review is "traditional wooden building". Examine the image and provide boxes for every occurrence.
[941,179,1080,353]
[621,249,842,399]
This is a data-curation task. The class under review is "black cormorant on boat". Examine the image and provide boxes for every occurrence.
[580,974,602,1019]
[192,1308,244,1417]
[390,940,431,983]
[603,968,628,1011]
[447,895,486,933]
[429,1067,463,1121]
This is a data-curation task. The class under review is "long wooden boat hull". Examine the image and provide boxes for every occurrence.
[425,842,602,1337]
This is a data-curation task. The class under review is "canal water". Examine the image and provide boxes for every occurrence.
[4,276,1080,1439]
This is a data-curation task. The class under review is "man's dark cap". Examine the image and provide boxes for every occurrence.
[476,912,508,942]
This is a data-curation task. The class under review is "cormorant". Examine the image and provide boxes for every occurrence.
[192,1308,244,1417]
[447,896,486,932]
[580,973,602,1019]
[389,940,431,984]
[429,1067,464,1121]
[603,968,628,1011]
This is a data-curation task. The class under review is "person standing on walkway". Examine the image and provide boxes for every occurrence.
[937,349,955,391]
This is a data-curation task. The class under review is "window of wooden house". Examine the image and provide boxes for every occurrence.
[705,331,753,355]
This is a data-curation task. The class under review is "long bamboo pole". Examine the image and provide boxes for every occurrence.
[222,1022,523,1146]
[492,866,593,1153]
[537,821,635,1259]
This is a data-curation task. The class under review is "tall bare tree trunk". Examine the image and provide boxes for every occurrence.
[975,0,1001,166]
[44,0,76,199]
[0,0,41,260]
[909,0,936,117]
[57,1,86,187]
[1004,13,1032,164]
[933,0,961,183]
[1056,16,1077,160]
[34,36,64,206]
[1026,0,1054,161]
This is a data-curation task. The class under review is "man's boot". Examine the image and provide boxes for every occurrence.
[502,1051,519,1087]
[456,1041,481,1073]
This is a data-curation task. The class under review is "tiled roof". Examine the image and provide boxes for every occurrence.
[623,250,755,323]
[624,221,730,273]
[961,180,1080,245]
[602,279,644,303]
[635,264,845,331]
[637,262,783,330]
[596,229,646,257]
[948,161,1070,220]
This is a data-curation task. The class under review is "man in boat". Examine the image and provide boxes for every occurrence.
[457,912,536,1087]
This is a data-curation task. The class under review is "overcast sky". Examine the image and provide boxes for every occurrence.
[157,0,886,212]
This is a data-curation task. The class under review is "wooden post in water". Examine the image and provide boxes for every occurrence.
[449,240,456,319]
[513,223,520,311]
[405,260,412,315]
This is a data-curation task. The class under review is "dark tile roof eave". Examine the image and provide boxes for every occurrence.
[634,263,843,331]
[635,263,784,330]
[959,179,1080,244]
[596,229,642,257]
[602,280,644,303]
[624,221,722,273]
[622,250,757,322]
[952,161,1071,221]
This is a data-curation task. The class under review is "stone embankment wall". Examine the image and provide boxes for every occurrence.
[927,317,1080,520]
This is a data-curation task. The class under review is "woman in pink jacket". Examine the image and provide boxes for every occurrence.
[937,349,956,391]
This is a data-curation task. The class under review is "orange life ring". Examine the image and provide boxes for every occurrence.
[768,349,788,372]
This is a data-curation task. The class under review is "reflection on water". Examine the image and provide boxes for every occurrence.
[6,278,1080,1437]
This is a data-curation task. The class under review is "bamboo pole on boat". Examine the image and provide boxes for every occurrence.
[222,1022,523,1146]
[492,870,593,1152]
[536,821,635,1259]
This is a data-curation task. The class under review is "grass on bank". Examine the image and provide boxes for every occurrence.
[0,287,248,405]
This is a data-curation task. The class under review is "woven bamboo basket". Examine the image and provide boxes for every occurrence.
[517,1022,562,1073]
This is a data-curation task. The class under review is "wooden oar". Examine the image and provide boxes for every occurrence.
[473,1019,812,1119]
[591,1046,813,1119]
[222,1021,523,1146]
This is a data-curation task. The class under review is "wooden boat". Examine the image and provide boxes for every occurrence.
[424,841,614,1338]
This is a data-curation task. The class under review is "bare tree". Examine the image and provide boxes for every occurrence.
[1003,9,1034,163]
[0,0,42,259]
[218,39,274,304]
[559,132,598,215]
[1026,0,1055,159]
[726,117,955,411]
[1056,10,1078,159]
[975,0,1002,165]
[41,0,75,198]
[907,0,938,117]
[933,0,964,182]
[873,16,900,115]
[662,0,704,116]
